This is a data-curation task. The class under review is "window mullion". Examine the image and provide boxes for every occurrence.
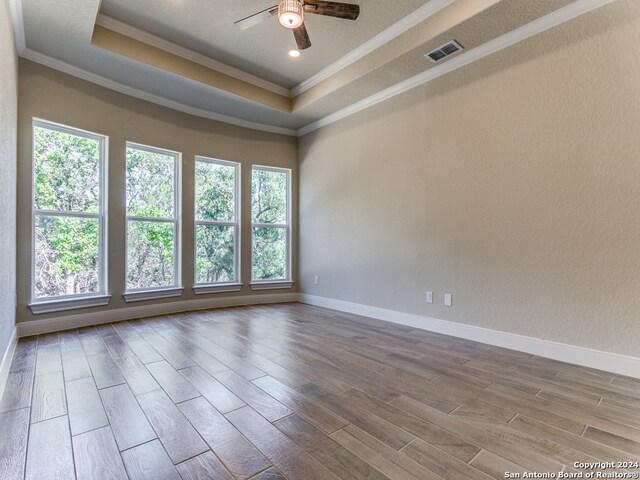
[127,216,176,223]
[34,210,100,219]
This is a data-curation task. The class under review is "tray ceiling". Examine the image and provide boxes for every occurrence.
[13,0,621,135]
[100,0,429,87]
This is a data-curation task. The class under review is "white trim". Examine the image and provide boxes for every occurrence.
[8,0,25,53]
[250,282,293,291]
[19,49,298,137]
[123,288,184,303]
[193,283,243,295]
[291,0,456,96]
[0,327,18,402]
[297,294,640,380]
[95,14,292,98]
[29,295,111,314]
[16,293,298,337]
[297,0,617,136]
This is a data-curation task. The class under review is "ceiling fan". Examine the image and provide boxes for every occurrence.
[234,0,360,51]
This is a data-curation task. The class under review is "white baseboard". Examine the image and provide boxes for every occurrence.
[16,293,298,337]
[298,294,640,379]
[0,326,18,402]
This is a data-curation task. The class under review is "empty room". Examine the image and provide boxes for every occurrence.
[1,0,639,479]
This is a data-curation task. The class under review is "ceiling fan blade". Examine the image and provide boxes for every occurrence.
[293,23,312,50]
[234,5,278,30]
[303,1,360,20]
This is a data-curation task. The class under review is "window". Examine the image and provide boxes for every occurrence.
[125,143,181,296]
[31,120,108,306]
[194,157,240,291]
[251,166,291,286]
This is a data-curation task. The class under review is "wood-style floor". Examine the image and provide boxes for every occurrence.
[1,303,639,480]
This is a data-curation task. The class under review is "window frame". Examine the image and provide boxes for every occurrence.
[193,156,242,294]
[250,165,292,288]
[30,119,110,311]
[124,142,182,299]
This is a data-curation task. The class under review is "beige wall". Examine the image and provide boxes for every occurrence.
[0,0,18,355]
[17,60,298,324]
[299,1,640,357]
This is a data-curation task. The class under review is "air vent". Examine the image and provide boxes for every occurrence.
[425,40,463,63]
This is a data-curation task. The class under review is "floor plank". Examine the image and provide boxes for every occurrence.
[34,345,62,375]
[146,360,200,404]
[25,415,75,480]
[180,365,246,414]
[470,450,528,479]
[137,389,209,464]
[8,338,37,372]
[73,426,129,480]
[178,396,271,479]
[332,424,440,480]
[0,367,34,413]
[121,439,181,480]
[226,406,339,480]
[174,451,234,480]
[0,408,30,480]
[341,388,481,462]
[274,414,391,480]
[250,468,288,480]
[214,369,292,422]
[100,384,157,451]
[401,438,493,480]
[66,376,109,435]
[300,383,415,450]
[87,353,126,389]
[60,330,92,382]
[253,375,348,435]
[31,370,66,423]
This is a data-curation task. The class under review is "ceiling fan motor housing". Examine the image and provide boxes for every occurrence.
[279,0,304,29]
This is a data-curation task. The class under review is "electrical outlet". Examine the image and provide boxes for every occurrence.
[426,291,433,304]
[444,293,452,307]
[314,275,319,285]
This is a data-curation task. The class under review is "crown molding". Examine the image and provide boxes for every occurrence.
[297,0,618,136]
[20,48,298,137]
[291,0,456,97]
[8,0,26,53]
[95,14,292,98]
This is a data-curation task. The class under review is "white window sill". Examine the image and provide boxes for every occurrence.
[123,287,184,303]
[29,295,112,314]
[193,283,243,295]
[250,281,294,291]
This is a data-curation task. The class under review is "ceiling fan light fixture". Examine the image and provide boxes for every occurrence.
[278,0,304,29]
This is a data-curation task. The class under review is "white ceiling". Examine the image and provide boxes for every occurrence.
[13,0,620,135]
[99,0,429,87]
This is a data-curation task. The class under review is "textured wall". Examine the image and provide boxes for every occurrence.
[0,0,18,360]
[0,0,18,356]
[17,60,298,324]
[299,1,640,357]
